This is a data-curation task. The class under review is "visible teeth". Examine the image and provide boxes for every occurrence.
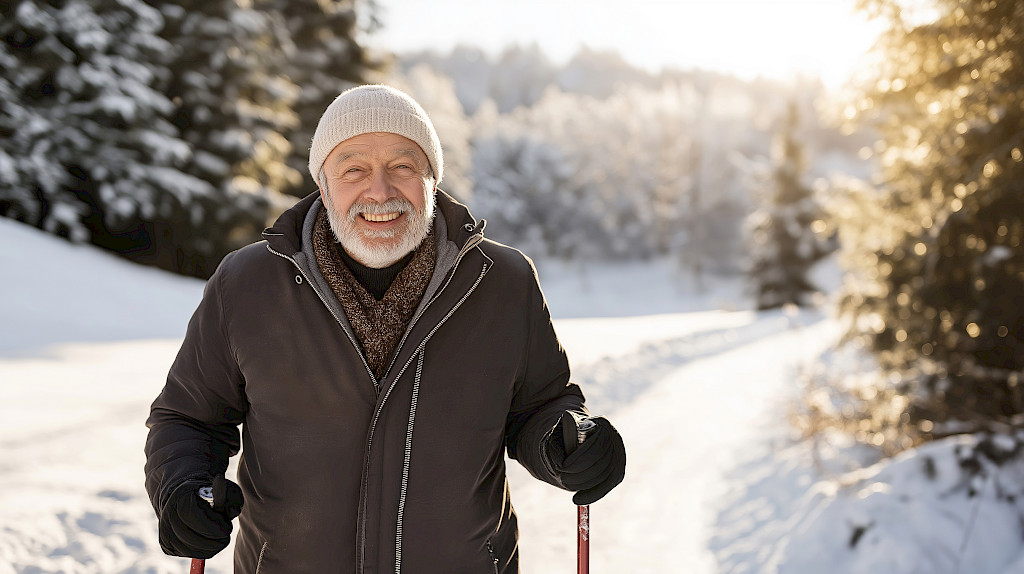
[363,212,400,223]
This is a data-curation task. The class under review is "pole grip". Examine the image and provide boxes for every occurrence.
[188,486,215,574]
[561,412,597,455]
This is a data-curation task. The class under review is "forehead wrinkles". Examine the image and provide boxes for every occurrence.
[331,147,425,167]
[390,149,425,162]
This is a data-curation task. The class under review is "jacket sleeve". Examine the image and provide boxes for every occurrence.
[505,256,585,489]
[144,253,247,517]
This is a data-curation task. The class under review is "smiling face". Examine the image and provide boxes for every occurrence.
[318,132,436,268]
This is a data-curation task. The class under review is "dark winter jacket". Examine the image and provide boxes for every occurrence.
[145,191,586,573]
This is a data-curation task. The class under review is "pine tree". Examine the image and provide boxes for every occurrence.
[838,0,1024,438]
[148,0,302,275]
[258,0,382,197]
[0,0,200,246]
[489,45,557,113]
[159,0,300,192]
[748,101,829,310]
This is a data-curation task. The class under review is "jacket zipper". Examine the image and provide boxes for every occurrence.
[360,253,490,574]
[388,258,490,573]
[394,351,424,574]
[486,539,500,574]
[255,541,268,573]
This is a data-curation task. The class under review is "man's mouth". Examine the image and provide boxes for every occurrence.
[361,212,401,223]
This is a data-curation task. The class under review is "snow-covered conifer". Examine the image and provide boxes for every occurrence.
[259,0,381,197]
[158,0,299,196]
[0,0,214,254]
[747,101,829,309]
[471,121,585,259]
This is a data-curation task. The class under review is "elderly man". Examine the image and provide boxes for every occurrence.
[145,84,626,573]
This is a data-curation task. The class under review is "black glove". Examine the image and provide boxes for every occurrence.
[158,474,244,559]
[545,412,626,505]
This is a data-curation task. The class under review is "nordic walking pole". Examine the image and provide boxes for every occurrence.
[576,502,590,574]
[561,413,596,574]
[189,485,216,574]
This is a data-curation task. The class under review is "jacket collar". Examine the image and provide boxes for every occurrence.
[262,191,319,255]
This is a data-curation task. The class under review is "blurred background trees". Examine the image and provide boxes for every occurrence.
[830,0,1024,448]
[263,0,381,199]
[1,0,855,281]
[149,0,297,276]
[747,101,831,310]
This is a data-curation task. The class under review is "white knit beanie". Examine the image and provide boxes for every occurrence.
[308,84,443,187]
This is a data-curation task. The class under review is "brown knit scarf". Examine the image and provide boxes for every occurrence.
[313,209,436,380]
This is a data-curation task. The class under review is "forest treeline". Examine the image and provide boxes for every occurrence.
[0,0,864,279]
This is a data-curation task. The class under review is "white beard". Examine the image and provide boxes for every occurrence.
[323,191,435,268]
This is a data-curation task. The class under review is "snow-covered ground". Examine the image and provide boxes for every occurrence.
[2,216,1023,574]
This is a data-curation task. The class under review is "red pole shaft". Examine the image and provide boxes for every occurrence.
[189,559,205,574]
[578,505,590,574]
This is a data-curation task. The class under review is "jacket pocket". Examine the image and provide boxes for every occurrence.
[485,539,500,574]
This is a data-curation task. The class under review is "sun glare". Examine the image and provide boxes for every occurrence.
[371,0,885,88]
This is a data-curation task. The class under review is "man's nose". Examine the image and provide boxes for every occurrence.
[362,168,395,202]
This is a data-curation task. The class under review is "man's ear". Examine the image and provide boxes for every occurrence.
[316,175,328,201]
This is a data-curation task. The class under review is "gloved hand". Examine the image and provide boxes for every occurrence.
[545,412,626,505]
[158,474,244,558]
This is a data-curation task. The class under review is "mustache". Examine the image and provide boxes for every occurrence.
[347,198,414,221]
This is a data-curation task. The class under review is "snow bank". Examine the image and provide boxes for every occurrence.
[774,436,1024,574]
[0,217,204,355]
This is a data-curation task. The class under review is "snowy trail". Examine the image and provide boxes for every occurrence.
[566,309,818,414]
[510,316,839,573]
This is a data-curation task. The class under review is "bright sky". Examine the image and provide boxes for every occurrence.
[368,0,886,88]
